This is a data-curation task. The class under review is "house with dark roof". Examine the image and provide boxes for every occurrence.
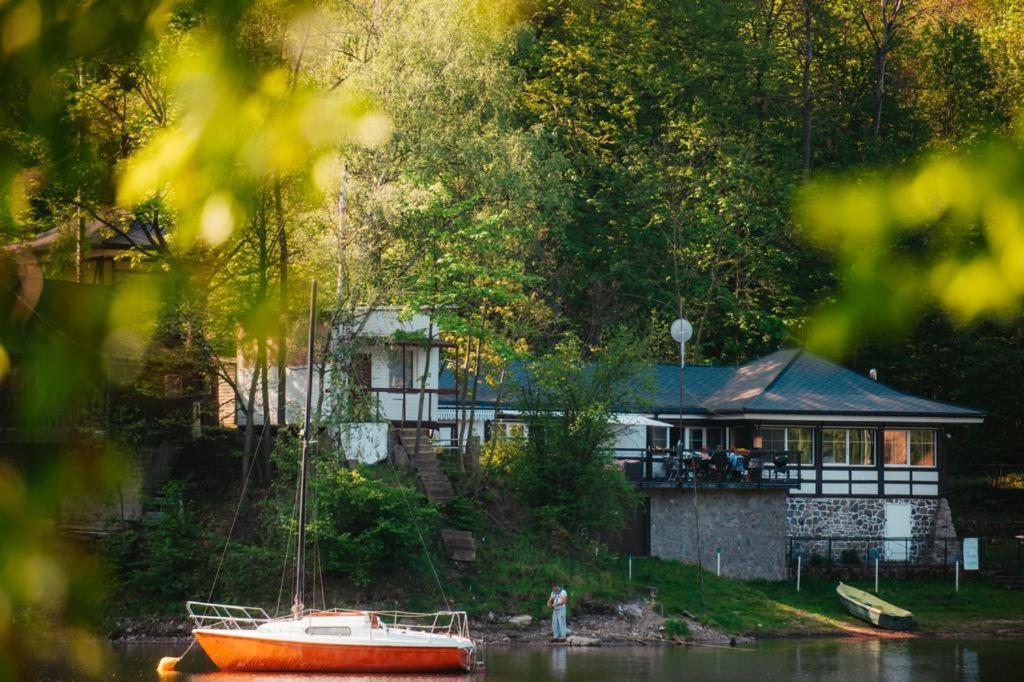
[436,347,982,579]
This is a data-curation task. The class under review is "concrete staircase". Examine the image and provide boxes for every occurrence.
[394,427,476,563]
[396,427,454,505]
[441,528,477,563]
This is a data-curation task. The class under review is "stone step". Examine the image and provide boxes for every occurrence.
[449,549,476,562]
[441,529,474,542]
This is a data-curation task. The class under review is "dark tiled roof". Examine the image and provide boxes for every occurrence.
[647,364,736,413]
[439,348,983,421]
[738,349,983,417]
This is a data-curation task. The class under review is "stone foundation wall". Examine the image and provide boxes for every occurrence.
[786,497,957,564]
[649,488,788,581]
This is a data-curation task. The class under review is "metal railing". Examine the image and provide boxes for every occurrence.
[366,610,471,639]
[185,602,470,639]
[186,602,271,630]
[628,449,806,489]
[787,536,1024,573]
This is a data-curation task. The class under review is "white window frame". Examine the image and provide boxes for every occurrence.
[387,347,415,389]
[821,428,875,467]
[884,429,937,468]
[649,426,670,449]
[760,426,815,460]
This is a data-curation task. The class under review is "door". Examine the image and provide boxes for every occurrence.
[884,503,912,561]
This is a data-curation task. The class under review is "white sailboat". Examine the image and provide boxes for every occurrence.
[158,281,476,674]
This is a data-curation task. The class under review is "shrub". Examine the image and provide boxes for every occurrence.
[663,618,692,639]
[840,548,862,565]
[105,479,206,605]
[311,462,438,586]
[506,331,648,536]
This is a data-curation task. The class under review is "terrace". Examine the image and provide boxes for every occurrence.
[623,449,807,491]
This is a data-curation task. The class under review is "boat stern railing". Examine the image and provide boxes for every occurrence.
[186,601,272,631]
[310,608,471,641]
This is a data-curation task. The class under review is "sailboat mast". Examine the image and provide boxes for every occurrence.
[294,279,317,617]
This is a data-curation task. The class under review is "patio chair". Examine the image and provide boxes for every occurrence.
[773,453,790,479]
[710,451,730,482]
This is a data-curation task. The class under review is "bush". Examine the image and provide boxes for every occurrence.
[840,548,862,565]
[105,480,206,606]
[312,462,439,586]
[506,331,648,536]
[663,618,692,639]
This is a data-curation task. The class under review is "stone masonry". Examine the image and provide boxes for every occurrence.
[786,497,958,564]
[649,488,788,581]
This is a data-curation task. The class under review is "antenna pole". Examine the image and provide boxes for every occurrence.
[293,280,317,618]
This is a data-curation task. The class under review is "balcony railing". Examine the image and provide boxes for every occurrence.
[623,449,806,490]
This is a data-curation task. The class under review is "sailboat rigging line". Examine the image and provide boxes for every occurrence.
[275,475,301,617]
[207,422,268,603]
[386,454,451,611]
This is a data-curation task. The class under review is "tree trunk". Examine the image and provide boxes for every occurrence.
[242,358,259,483]
[872,46,887,140]
[465,332,484,475]
[413,320,434,459]
[801,0,814,178]
[456,338,473,471]
[258,337,273,485]
[274,179,289,428]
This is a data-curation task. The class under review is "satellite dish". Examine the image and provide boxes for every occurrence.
[670,318,693,343]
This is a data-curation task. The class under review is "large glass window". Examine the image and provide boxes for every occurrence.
[647,426,669,450]
[760,427,814,461]
[910,430,935,466]
[688,428,704,451]
[822,428,875,465]
[388,348,415,389]
[884,429,936,467]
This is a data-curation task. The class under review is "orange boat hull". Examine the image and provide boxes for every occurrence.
[194,630,472,673]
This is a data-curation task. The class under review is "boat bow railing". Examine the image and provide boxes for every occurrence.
[187,601,271,631]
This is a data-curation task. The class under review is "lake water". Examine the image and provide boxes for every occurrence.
[39,638,1022,681]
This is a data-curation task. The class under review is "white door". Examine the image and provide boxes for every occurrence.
[884,503,912,561]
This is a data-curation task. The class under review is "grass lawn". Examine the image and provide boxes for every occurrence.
[448,544,1024,637]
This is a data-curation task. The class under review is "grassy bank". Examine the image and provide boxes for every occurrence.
[440,539,1024,637]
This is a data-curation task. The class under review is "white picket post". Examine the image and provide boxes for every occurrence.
[796,555,802,592]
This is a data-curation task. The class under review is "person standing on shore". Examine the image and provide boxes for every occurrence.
[547,582,568,641]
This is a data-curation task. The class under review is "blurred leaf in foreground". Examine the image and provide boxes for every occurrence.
[798,116,1024,355]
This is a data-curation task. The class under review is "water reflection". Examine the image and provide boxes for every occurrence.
[63,639,1024,681]
[548,646,567,678]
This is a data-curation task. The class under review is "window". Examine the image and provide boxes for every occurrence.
[647,426,669,450]
[910,430,935,466]
[884,429,936,467]
[760,427,814,460]
[348,353,372,389]
[687,428,704,451]
[388,348,415,389]
[306,626,351,637]
[822,428,875,466]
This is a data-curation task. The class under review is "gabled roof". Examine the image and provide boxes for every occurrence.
[439,348,983,422]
